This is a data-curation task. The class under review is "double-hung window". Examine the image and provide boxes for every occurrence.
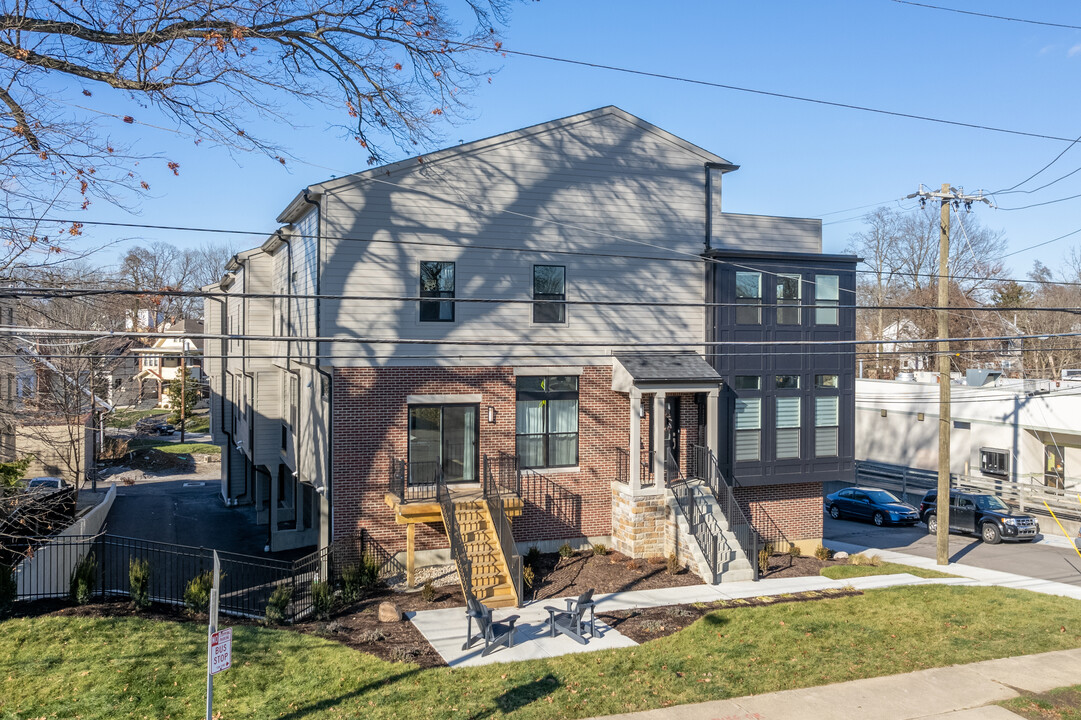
[777,274,801,325]
[516,375,578,469]
[776,397,801,459]
[533,265,566,324]
[735,272,762,324]
[816,275,840,325]
[734,397,761,462]
[815,397,839,457]
[419,261,455,322]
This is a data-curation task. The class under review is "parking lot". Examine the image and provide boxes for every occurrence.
[824,514,1081,587]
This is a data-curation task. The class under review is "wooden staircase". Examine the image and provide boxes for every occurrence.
[444,500,519,608]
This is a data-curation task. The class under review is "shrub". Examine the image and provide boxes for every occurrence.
[591,543,608,557]
[558,542,574,559]
[640,619,665,633]
[184,570,214,614]
[421,580,436,602]
[360,629,386,643]
[341,553,382,603]
[69,552,97,605]
[525,546,541,566]
[0,564,15,618]
[523,565,536,589]
[128,558,151,610]
[666,552,682,575]
[391,646,420,662]
[788,544,802,558]
[814,545,832,561]
[757,543,774,576]
[265,585,294,625]
[627,558,643,570]
[311,580,333,620]
[867,554,882,567]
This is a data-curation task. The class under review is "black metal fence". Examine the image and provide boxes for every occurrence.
[11,530,402,622]
[613,447,655,488]
[0,488,76,565]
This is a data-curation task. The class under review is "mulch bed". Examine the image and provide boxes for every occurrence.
[598,587,864,643]
[526,550,704,603]
[759,552,850,579]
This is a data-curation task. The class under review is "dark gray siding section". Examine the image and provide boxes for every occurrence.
[708,252,857,488]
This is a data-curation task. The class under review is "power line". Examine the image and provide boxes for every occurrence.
[888,0,1081,31]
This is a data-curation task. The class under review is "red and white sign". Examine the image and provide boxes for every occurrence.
[209,627,232,675]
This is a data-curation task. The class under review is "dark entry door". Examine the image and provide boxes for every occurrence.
[664,396,681,481]
[1045,445,1065,489]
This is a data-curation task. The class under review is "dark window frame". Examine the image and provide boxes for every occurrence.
[419,260,455,322]
[980,448,1009,477]
[533,264,566,324]
[406,403,481,484]
[516,375,579,469]
[735,271,762,325]
[776,273,802,325]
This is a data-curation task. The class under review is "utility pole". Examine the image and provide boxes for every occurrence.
[180,345,187,443]
[907,184,992,566]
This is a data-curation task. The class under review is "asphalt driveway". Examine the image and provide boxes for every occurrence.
[824,514,1081,587]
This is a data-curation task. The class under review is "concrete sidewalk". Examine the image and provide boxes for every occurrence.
[587,647,1081,720]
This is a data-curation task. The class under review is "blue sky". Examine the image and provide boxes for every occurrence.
[48,1,1081,278]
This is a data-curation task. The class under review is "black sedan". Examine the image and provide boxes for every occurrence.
[825,487,920,527]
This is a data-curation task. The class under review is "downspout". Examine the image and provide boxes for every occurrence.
[302,187,332,543]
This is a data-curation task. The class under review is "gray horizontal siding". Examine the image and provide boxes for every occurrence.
[712,213,822,254]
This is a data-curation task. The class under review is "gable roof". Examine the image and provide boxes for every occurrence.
[277,106,737,223]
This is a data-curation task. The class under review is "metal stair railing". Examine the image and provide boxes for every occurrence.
[666,449,734,583]
[689,444,762,579]
[483,455,522,605]
[434,467,475,601]
[389,458,439,503]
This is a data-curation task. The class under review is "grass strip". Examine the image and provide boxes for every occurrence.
[2,585,1080,719]
[821,560,958,580]
[1000,684,1081,719]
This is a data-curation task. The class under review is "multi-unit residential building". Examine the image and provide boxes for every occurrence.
[206,107,857,605]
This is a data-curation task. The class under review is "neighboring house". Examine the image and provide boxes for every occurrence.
[880,318,927,373]
[856,372,1081,491]
[133,320,204,406]
[205,107,856,599]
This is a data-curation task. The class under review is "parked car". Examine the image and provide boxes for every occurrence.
[20,476,70,494]
[919,489,1039,544]
[825,487,920,526]
[135,417,175,436]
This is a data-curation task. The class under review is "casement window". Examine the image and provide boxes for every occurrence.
[776,397,801,459]
[815,374,839,389]
[735,272,762,324]
[733,376,760,390]
[775,375,800,390]
[419,261,455,322]
[816,275,840,325]
[533,265,566,324]
[815,396,839,457]
[734,398,761,462]
[776,274,801,325]
[516,375,578,469]
[980,448,1008,477]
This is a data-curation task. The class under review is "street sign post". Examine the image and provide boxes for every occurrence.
[205,551,221,720]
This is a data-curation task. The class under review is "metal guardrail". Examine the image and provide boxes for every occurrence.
[613,447,656,488]
[389,458,439,503]
[483,455,522,605]
[435,467,475,602]
[667,449,734,583]
[854,461,1081,521]
[688,444,765,575]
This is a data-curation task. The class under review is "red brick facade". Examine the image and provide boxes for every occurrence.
[331,365,629,552]
[734,482,824,542]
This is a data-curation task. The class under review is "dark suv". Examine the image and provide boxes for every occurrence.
[919,490,1039,544]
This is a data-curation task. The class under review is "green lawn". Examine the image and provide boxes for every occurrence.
[1001,684,1081,719]
[821,561,958,580]
[2,586,1081,719]
[127,439,222,455]
[182,415,211,433]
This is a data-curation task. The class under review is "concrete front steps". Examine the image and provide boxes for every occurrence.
[448,501,518,608]
[672,482,756,584]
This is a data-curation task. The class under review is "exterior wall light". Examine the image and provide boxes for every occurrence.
[488,406,496,423]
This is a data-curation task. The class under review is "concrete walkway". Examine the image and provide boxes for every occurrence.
[587,646,1081,720]
[409,571,967,667]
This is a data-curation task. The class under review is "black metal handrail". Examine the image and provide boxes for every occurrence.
[613,447,655,488]
[389,458,439,503]
[666,449,733,583]
[689,444,762,579]
[483,455,522,605]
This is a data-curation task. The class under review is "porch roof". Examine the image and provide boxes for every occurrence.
[611,352,723,393]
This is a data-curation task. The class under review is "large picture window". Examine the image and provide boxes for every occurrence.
[533,265,566,324]
[777,274,801,325]
[516,375,578,469]
[419,261,455,322]
[815,396,839,457]
[815,275,840,325]
[776,396,801,459]
[735,272,762,324]
[734,397,761,462]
